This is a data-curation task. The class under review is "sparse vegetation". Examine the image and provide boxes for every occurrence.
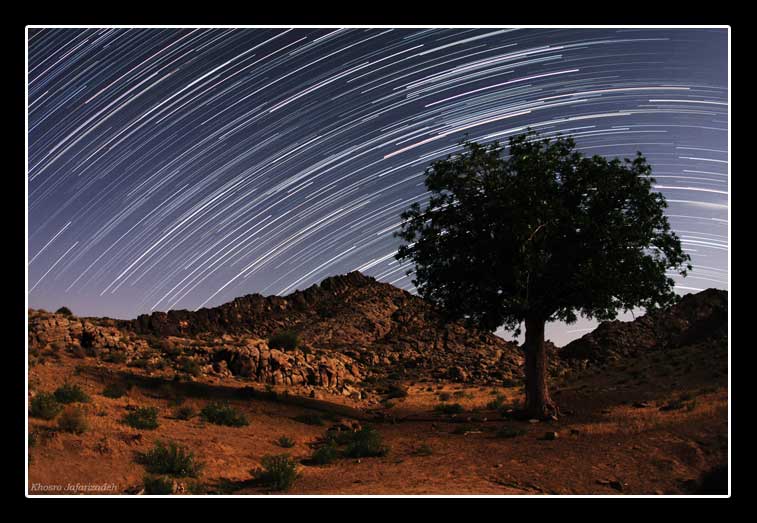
[486,394,507,410]
[343,427,389,458]
[277,436,295,448]
[413,444,433,456]
[268,330,299,350]
[102,350,127,364]
[174,406,196,420]
[54,383,90,404]
[122,406,160,430]
[310,443,338,465]
[252,454,298,491]
[30,392,63,420]
[179,357,202,377]
[200,402,249,427]
[102,382,129,399]
[438,392,451,401]
[143,475,174,495]
[57,406,88,434]
[141,441,202,477]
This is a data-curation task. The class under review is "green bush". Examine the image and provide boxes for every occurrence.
[310,443,338,465]
[343,428,389,458]
[486,394,506,410]
[434,403,464,415]
[122,406,159,430]
[56,306,73,316]
[57,406,88,434]
[30,392,63,420]
[200,402,248,427]
[276,436,295,448]
[252,454,298,491]
[268,330,299,350]
[143,475,174,495]
[102,382,129,399]
[54,383,90,404]
[293,413,324,426]
[141,441,202,477]
[174,406,196,420]
[179,358,202,377]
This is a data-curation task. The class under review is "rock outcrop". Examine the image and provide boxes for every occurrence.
[559,288,727,364]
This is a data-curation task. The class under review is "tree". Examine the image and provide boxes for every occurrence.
[395,129,691,419]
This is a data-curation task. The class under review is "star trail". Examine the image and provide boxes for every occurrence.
[27,27,729,345]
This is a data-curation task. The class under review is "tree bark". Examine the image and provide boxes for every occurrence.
[523,317,558,419]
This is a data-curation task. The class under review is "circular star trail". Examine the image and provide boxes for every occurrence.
[27,27,729,345]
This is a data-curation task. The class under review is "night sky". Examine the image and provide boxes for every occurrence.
[27,27,728,346]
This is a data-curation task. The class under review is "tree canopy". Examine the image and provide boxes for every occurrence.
[396,129,692,333]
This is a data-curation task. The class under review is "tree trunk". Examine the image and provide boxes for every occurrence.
[523,317,558,419]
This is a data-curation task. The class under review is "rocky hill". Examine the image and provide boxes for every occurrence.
[28,272,524,398]
[560,288,727,365]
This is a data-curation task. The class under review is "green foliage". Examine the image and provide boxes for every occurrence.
[276,436,295,448]
[143,475,174,495]
[268,330,299,350]
[54,383,90,404]
[102,382,128,399]
[395,130,691,333]
[343,428,389,458]
[179,357,202,377]
[173,406,196,420]
[293,413,324,426]
[57,406,88,434]
[200,402,249,427]
[434,403,464,415]
[252,454,298,491]
[55,306,73,316]
[310,443,338,465]
[486,394,507,410]
[141,441,202,477]
[122,406,160,430]
[30,392,63,420]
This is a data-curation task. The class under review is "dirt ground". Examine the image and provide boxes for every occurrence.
[27,343,728,496]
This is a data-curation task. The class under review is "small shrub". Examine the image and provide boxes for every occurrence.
[438,392,451,401]
[141,441,202,477]
[102,382,128,399]
[143,475,174,495]
[343,428,388,458]
[487,394,507,410]
[413,444,433,456]
[200,402,248,427]
[310,443,338,465]
[174,406,196,420]
[57,406,88,434]
[268,330,299,351]
[122,406,159,430]
[54,383,90,404]
[293,413,324,426]
[252,454,298,491]
[434,403,464,415]
[80,331,95,349]
[30,392,63,420]
[385,383,408,399]
[277,436,295,448]
[56,306,73,316]
[179,358,202,377]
